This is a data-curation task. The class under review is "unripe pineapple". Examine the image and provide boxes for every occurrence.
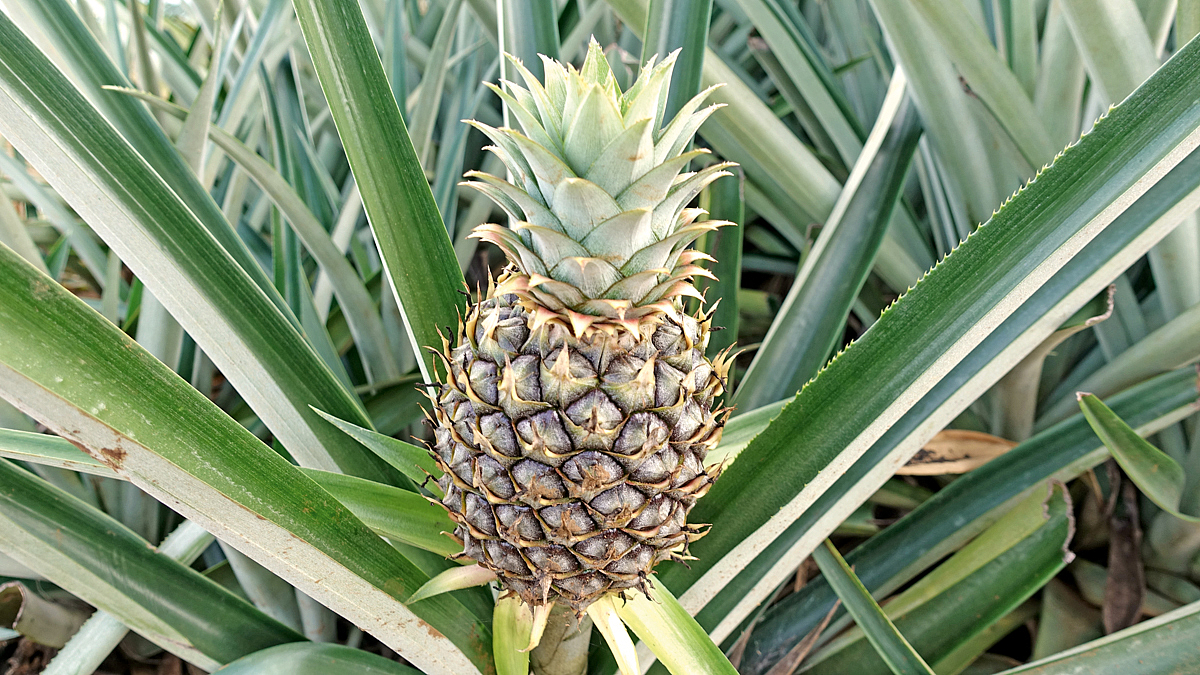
[429,41,735,614]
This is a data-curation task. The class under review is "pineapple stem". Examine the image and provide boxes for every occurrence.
[530,604,594,675]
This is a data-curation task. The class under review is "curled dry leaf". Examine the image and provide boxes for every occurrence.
[0,581,89,648]
[897,429,1017,476]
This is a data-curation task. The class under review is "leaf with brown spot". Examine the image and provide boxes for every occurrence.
[97,444,127,468]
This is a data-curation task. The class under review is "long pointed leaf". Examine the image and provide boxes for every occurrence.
[114,88,402,384]
[0,428,115,478]
[737,367,1199,674]
[614,578,738,675]
[174,7,224,174]
[1037,298,1200,427]
[291,0,467,385]
[735,0,862,168]
[661,30,1200,625]
[642,0,712,121]
[313,408,440,489]
[0,151,108,288]
[806,488,1072,675]
[734,72,919,409]
[8,0,289,320]
[999,599,1200,673]
[909,0,1057,169]
[301,469,462,557]
[0,8,392,480]
[1059,0,1200,321]
[409,565,496,604]
[499,0,560,82]
[716,130,1200,655]
[410,0,463,165]
[609,0,842,229]
[0,182,46,274]
[1078,393,1198,520]
[867,0,1011,222]
[0,458,301,670]
[0,244,490,675]
[697,173,743,361]
[0,427,467,577]
[214,643,421,674]
[813,541,935,675]
[41,520,216,675]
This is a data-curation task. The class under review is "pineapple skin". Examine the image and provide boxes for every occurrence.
[430,291,727,612]
[428,42,736,612]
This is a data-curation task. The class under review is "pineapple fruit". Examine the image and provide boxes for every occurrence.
[428,41,735,615]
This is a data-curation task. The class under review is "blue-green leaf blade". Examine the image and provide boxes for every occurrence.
[313,408,440,488]
[1078,392,1194,519]
[291,0,468,385]
[0,244,489,674]
[658,27,1200,607]
[0,458,302,669]
[813,540,935,675]
[215,643,421,674]
[0,7,391,481]
[736,368,1199,674]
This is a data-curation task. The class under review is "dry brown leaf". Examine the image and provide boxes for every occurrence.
[897,429,1017,475]
[1104,464,1145,634]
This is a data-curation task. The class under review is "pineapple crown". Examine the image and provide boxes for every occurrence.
[464,40,735,335]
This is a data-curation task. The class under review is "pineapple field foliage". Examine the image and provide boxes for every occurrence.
[0,0,1199,674]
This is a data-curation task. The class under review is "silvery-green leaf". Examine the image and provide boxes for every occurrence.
[584,118,655,195]
[515,222,591,264]
[486,82,559,152]
[538,54,569,112]
[530,278,587,308]
[472,225,549,275]
[174,17,224,175]
[550,177,623,240]
[506,132,577,206]
[579,39,615,89]
[560,64,593,141]
[651,163,736,238]
[463,172,562,231]
[655,85,723,161]
[508,82,544,127]
[600,269,666,304]
[620,222,718,276]
[658,103,724,165]
[512,248,550,277]
[461,179,526,227]
[507,55,562,136]
[616,149,711,211]
[549,257,623,297]
[563,84,626,175]
[622,52,677,127]
[464,120,539,197]
[580,208,655,264]
[640,273,704,306]
[619,51,658,114]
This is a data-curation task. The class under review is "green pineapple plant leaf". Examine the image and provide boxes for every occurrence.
[1,1,1200,675]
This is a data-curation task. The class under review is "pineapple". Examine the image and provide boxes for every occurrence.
[428,41,735,614]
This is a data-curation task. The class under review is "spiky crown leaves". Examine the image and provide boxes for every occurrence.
[463,40,735,334]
